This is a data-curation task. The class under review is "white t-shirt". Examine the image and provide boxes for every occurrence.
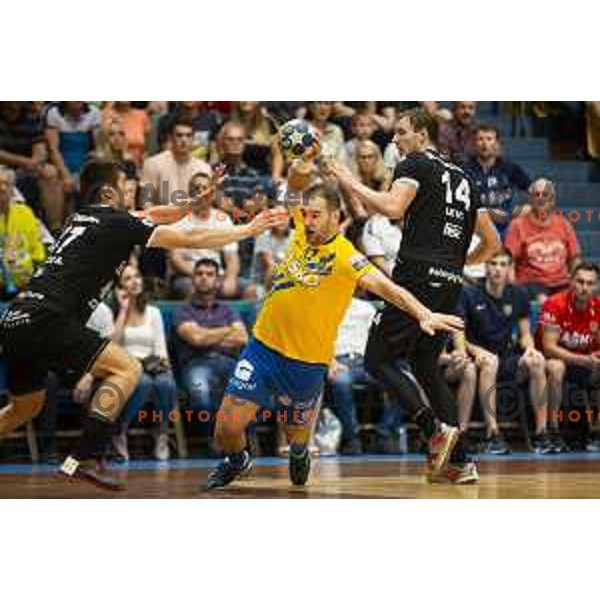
[463,234,486,280]
[86,303,168,360]
[173,207,238,270]
[362,214,403,272]
[335,298,377,357]
[252,229,293,276]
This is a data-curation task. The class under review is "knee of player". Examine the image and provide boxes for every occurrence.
[528,354,546,375]
[480,354,499,372]
[463,361,477,383]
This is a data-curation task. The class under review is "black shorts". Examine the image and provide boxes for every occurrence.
[498,351,525,383]
[0,302,109,396]
[366,259,462,365]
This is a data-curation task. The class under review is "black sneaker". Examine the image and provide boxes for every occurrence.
[58,455,126,492]
[533,432,554,455]
[585,435,600,453]
[206,451,252,489]
[289,446,311,486]
[484,432,511,455]
[550,432,569,453]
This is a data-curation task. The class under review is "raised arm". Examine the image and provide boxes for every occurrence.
[357,267,463,336]
[328,161,416,219]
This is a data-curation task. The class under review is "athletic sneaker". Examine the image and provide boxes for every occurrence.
[154,433,170,461]
[59,455,126,492]
[484,432,511,455]
[206,451,253,489]
[428,460,479,485]
[289,446,311,486]
[585,435,600,453]
[533,432,554,455]
[550,432,569,454]
[428,423,460,476]
[112,432,129,462]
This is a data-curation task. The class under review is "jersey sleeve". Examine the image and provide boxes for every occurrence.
[539,296,562,331]
[114,210,157,247]
[393,154,425,190]
[338,240,375,282]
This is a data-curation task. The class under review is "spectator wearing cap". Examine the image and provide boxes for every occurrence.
[505,178,581,301]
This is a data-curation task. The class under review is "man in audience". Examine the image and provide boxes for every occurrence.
[437,101,479,165]
[464,124,531,237]
[169,172,247,299]
[505,178,581,300]
[0,166,46,300]
[215,121,275,277]
[539,261,600,452]
[455,250,553,453]
[0,101,65,233]
[173,258,248,443]
[141,116,212,205]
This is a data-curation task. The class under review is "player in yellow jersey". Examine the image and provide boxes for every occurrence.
[206,182,464,489]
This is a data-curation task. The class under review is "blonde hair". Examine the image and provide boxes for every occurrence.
[93,116,134,162]
[351,140,391,191]
[230,102,274,145]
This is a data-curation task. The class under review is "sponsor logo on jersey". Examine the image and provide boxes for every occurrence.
[350,256,371,271]
[234,359,255,383]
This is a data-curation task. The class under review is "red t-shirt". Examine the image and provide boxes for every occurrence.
[537,291,600,354]
[505,213,580,289]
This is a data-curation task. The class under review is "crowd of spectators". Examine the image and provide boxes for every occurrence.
[0,100,598,461]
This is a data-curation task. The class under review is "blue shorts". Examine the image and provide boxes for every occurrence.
[225,337,327,419]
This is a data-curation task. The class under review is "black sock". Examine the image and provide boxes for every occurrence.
[72,414,116,461]
[414,406,439,440]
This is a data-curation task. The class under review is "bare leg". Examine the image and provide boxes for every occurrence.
[213,395,260,454]
[546,359,566,433]
[0,391,45,438]
[520,354,548,436]
[38,165,66,232]
[477,354,500,437]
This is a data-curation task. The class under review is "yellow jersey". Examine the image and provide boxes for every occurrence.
[253,209,374,365]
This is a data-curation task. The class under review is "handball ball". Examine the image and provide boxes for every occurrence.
[278,119,319,161]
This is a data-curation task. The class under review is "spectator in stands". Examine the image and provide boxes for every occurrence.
[141,116,212,205]
[438,101,479,165]
[455,250,552,454]
[307,101,348,163]
[362,212,402,276]
[539,261,600,452]
[173,258,248,442]
[169,172,249,299]
[344,112,379,161]
[102,102,151,167]
[96,265,177,461]
[0,101,64,233]
[505,178,581,300]
[229,101,279,176]
[92,117,137,176]
[157,102,222,161]
[215,121,274,277]
[351,140,392,192]
[0,166,45,300]
[464,124,531,236]
[251,216,293,296]
[44,102,102,194]
[586,101,600,161]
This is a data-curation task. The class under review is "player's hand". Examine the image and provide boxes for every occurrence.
[449,349,470,371]
[419,312,464,336]
[116,289,131,314]
[323,159,353,183]
[327,358,349,381]
[73,373,94,404]
[247,207,289,237]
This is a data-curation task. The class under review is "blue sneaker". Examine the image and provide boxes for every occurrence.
[206,451,253,489]
[289,446,311,486]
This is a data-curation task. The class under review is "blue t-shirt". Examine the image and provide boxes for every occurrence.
[463,157,531,237]
[456,283,530,355]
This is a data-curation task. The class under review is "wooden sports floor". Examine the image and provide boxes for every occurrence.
[2,454,600,498]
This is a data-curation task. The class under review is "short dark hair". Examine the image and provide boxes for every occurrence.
[475,123,501,139]
[398,107,438,143]
[487,249,513,264]
[304,184,341,211]
[169,116,194,136]
[194,257,220,274]
[573,260,599,278]
[79,159,125,205]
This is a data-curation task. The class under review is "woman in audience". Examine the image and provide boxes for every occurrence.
[103,264,177,461]
[351,140,392,192]
[93,117,138,176]
[102,102,151,167]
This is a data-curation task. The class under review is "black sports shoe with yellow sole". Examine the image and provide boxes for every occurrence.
[206,451,253,489]
[289,446,311,486]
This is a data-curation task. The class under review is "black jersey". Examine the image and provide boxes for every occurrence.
[20,205,156,323]
[393,149,482,272]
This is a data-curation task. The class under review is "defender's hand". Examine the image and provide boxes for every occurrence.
[419,312,464,336]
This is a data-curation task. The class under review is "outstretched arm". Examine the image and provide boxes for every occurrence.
[357,267,463,336]
[146,207,286,250]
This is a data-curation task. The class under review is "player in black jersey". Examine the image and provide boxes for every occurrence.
[0,159,280,490]
[330,108,500,483]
